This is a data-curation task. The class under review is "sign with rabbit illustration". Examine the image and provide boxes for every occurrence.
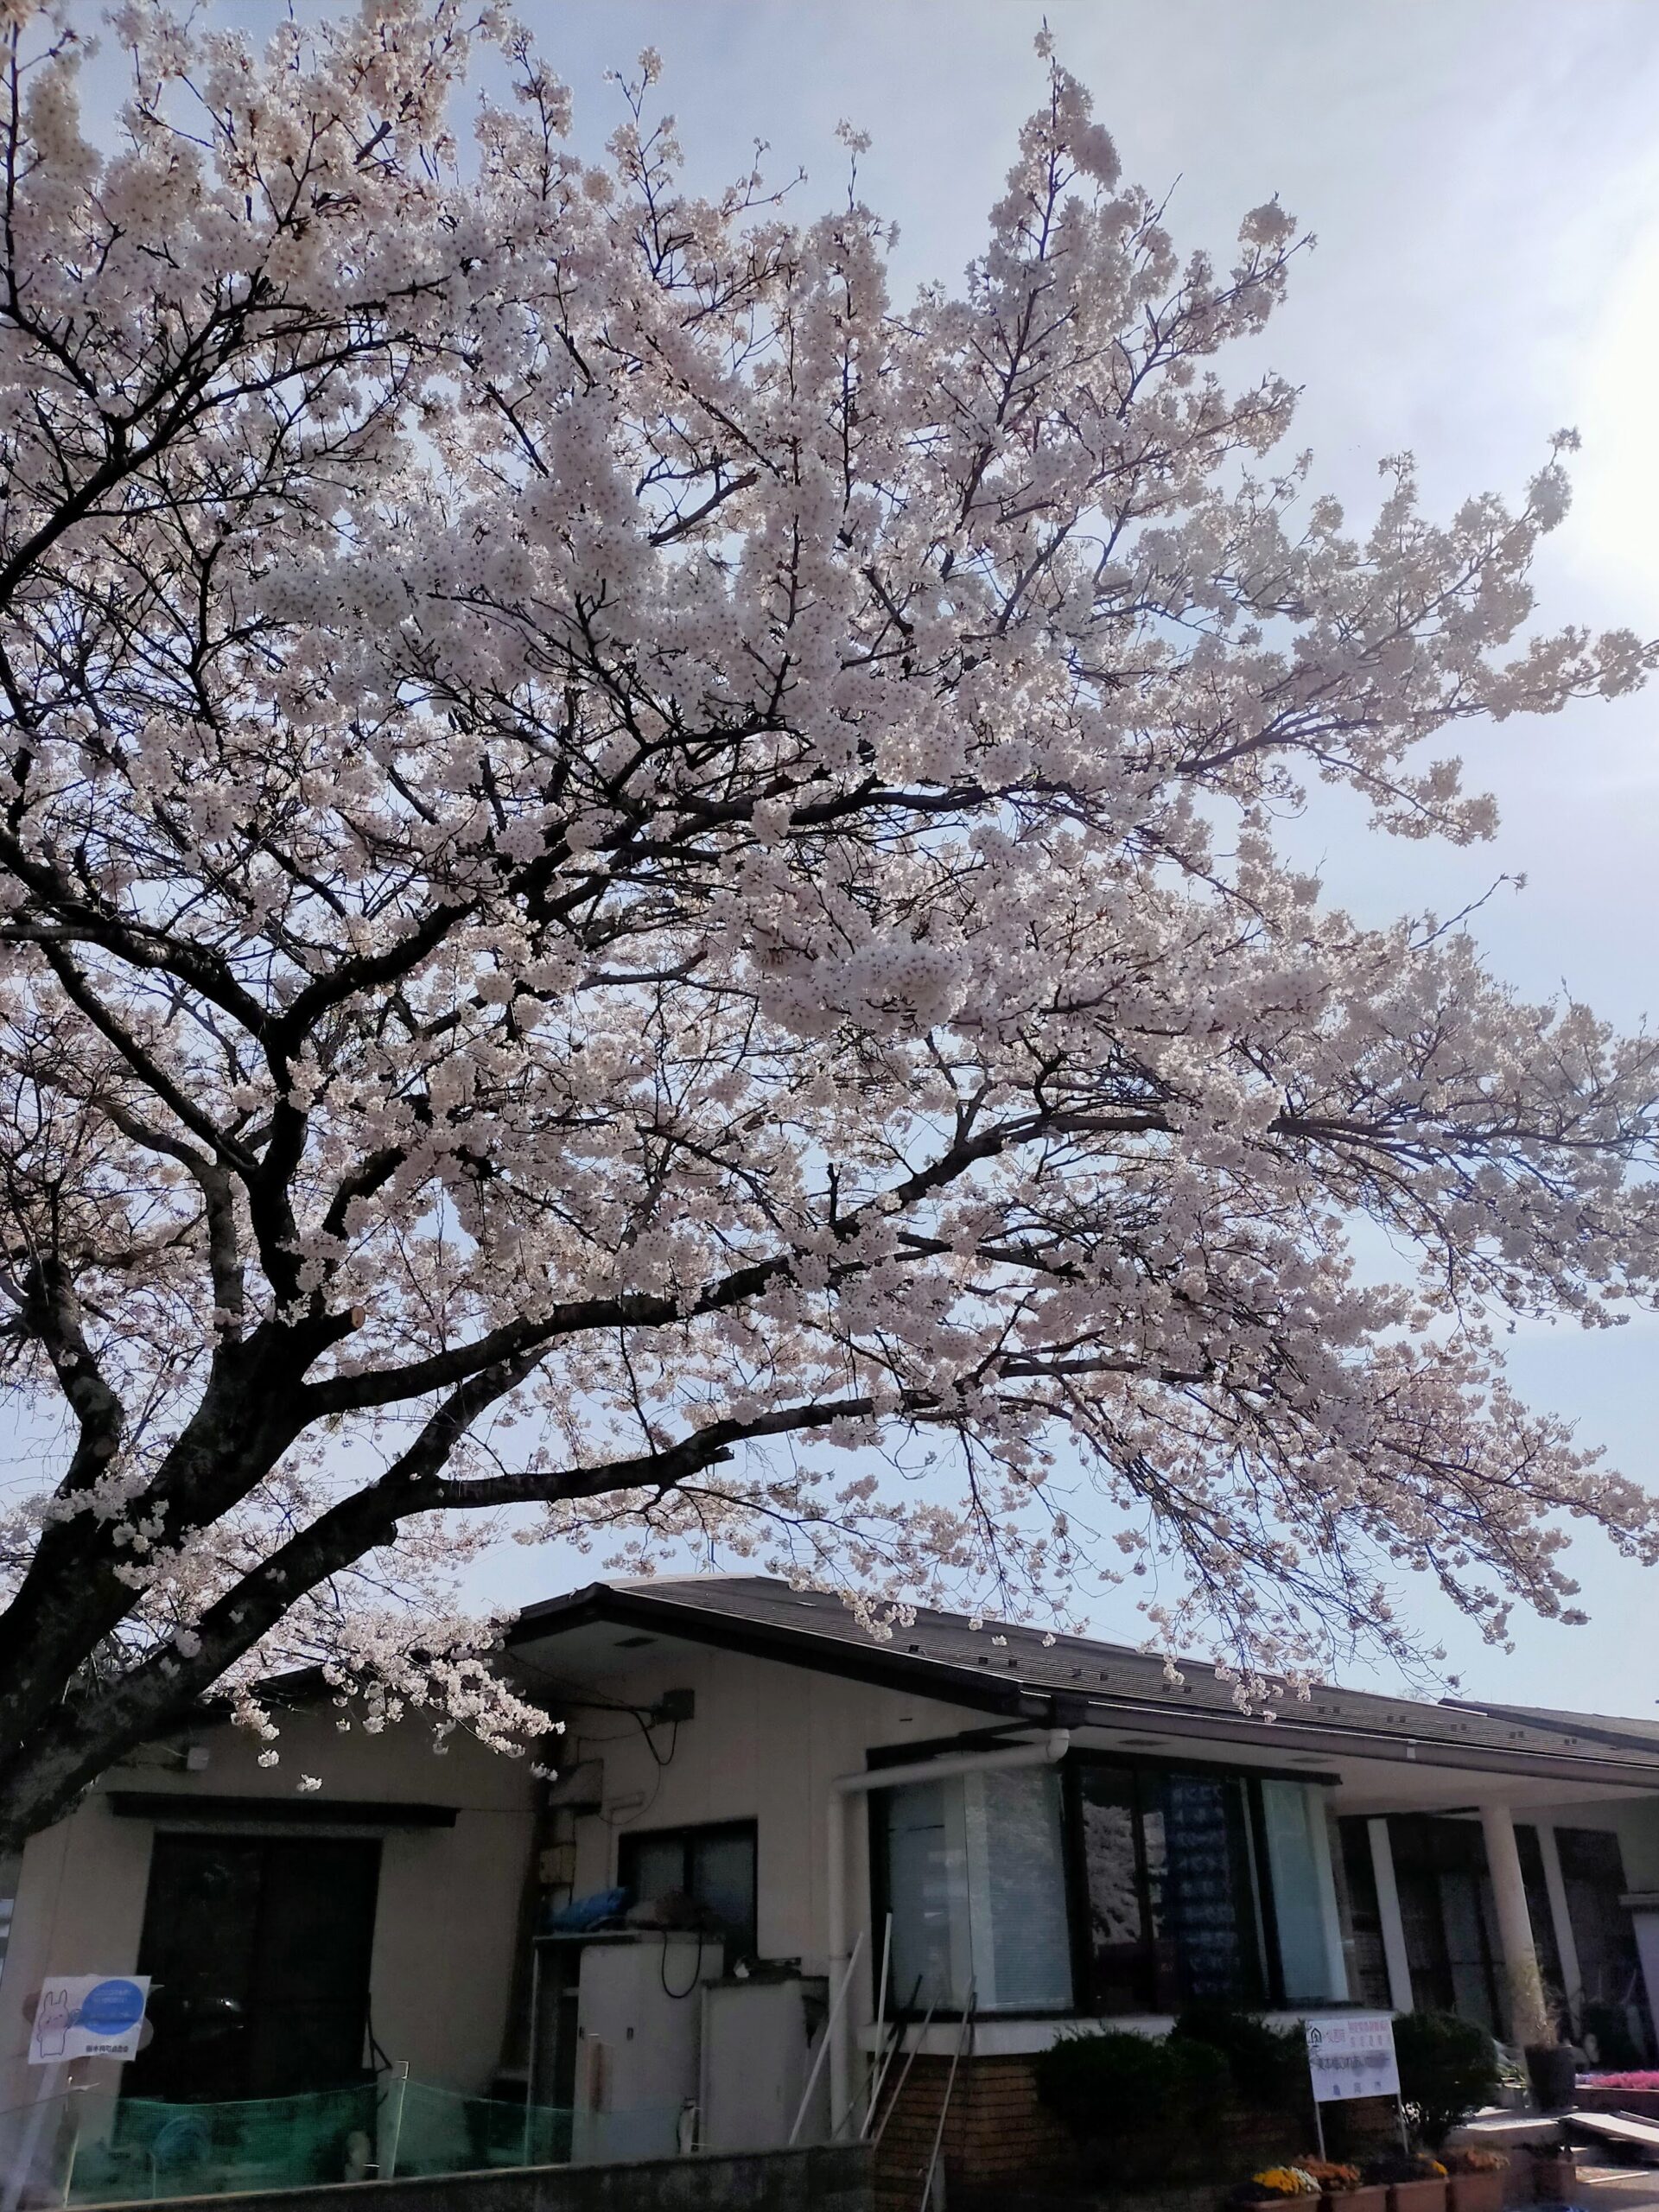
[27,1975,150,2064]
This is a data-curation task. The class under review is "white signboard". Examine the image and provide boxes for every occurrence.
[1306,2013,1401,2104]
[28,1976,150,2064]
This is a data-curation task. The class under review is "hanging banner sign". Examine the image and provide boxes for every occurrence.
[1306,2013,1401,2103]
[28,1975,150,2064]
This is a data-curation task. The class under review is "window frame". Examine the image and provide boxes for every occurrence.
[615,1816,759,1961]
[871,1745,1345,2023]
[1067,1752,1281,2017]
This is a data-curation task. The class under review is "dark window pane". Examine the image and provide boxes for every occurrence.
[1387,1816,1500,2031]
[626,1836,685,1906]
[1558,1828,1625,1885]
[0,1853,21,1992]
[883,1781,963,2010]
[1147,1772,1263,2006]
[1079,1765,1147,2013]
[1557,1827,1643,2019]
[689,1830,757,1961]
[1338,1816,1394,2010]
[247,1841,381,2096]
[1441,1869,1498,2034]
[128,1839,265,2103]
[1515,1826,1564,1993]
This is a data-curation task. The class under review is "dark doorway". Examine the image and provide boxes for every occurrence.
[125,1834,381,2102]
[1384,1815,1503,2032]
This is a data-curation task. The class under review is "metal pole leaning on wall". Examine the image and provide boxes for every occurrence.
[788,1930,865,2146]
[869,1997,937,2151]
[2,2064,66,2212]
[380,2062,410,2181]
[866,1913,892,2134]
[918,1993,974,2212]
[521,1938,543,2171]
[862,1977,924,2141]
[58,2088,84,2209]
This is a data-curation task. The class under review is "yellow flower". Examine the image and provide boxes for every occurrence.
[1251,2169,1321,2197]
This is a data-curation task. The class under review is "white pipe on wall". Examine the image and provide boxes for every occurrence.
[823,1730,1071,2138]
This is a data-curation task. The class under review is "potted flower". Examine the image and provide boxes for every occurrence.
[1361,2152,1448,2212]
[1294,2157,1383,2212]
[1224,2166,1324,2212]
[1441,2146,1507,2212]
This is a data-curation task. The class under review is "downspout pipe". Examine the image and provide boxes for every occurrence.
[824,1729,1071,2136]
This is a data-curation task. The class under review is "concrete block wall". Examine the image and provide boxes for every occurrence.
[73,2144,872,2212]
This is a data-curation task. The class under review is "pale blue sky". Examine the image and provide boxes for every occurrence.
[55,2,1659,1708]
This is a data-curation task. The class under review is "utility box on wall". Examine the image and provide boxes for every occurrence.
[568,1932,724,2163]
[698,1975,830,2151]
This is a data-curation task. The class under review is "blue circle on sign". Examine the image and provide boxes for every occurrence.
[78,1980,145,2036]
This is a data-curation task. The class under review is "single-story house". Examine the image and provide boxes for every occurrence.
[5,1575,1659,2198]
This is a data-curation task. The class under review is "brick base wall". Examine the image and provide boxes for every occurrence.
[870,2051,1404,2212]
[872,2052,1077,2211]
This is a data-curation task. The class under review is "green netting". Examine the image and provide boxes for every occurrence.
[0,2079,580,2207]
[390,2082,571,2177]
[68,2082,379,2203]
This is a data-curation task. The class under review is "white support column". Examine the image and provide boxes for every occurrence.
[1535,1825,1582,2018]
[1367,1817,1414,2013]
[1480,1802,1551,2047]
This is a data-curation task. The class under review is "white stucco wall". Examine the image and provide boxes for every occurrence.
[554,1638,997,1974]
[0,1706,536,2119]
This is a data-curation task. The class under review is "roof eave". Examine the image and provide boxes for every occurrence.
[508,1585,1659,1792]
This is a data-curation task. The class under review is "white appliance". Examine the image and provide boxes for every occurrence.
[571,1932,724,2163]
[698,1976,830,2151]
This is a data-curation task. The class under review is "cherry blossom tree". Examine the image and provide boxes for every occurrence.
[0,0,1655,1849]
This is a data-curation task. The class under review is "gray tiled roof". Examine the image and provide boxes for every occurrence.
[1446,1699,1659,1756]
[515,1573,1659,1777]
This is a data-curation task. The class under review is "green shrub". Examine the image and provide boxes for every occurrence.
[1033,2029,1232,2183]
[1173,2002,1310,2120]
[1392,2011,1502,2148]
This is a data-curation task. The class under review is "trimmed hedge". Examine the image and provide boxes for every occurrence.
[1392,2010,1502,2147]
[1033,2028,1232,2183]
